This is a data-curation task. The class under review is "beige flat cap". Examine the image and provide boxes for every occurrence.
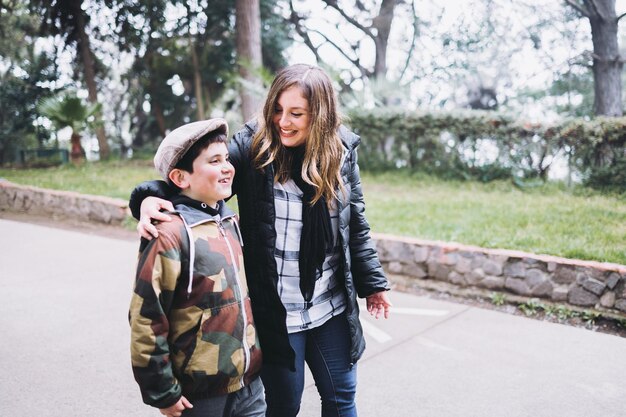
[154,118,229,180]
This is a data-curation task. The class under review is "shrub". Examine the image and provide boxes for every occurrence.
[346,108,626,192]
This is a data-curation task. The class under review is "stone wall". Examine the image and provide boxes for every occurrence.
[0,180,129,225]
[3,178,625,317]
[373,233,626,317]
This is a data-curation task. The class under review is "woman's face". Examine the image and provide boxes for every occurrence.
[272,85,310,148]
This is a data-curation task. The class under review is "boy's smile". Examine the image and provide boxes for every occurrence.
[179,142,234,208]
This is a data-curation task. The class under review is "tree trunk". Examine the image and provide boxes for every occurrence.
[236,0,263,122]
[587,0,623,116]
[69,131,85,164]
[203,86,212,116]
[190,38,205,120]
[372,0,398,79]
[152,100,167,139]
[143,50,167,139]
[75,8,111,159]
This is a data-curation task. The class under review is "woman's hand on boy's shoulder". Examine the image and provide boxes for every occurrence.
[138,196,175,240]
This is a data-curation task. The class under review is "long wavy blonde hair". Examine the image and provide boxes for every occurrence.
[251,64,344,206]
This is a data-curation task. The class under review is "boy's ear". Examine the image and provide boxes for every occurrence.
[169,168,189,189]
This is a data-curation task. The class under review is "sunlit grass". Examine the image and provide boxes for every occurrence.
[1,162,624,265]
[0,160,160,200]
[361,171,626,265]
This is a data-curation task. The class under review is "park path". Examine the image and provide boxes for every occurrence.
[1,217,625,417]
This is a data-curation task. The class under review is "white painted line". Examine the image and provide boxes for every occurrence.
[358,302,449,317]
[360,318,393,343]
[357,301,448,317]
[391,307,449,316]
[416,337,455,352]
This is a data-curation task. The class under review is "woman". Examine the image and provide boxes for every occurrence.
[130,64,392,417]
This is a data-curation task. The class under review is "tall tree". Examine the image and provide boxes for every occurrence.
[288,0,412,90]
[105,0,289,152]
[236,0,263,121]
[260,0,291,72]
[0,1,59,164]
[110,0,235,149]
[31,0,111,158]
[107,0,173,141]
[565,0,624,116]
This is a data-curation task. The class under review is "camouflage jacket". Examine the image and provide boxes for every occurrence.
[129,199,262,409]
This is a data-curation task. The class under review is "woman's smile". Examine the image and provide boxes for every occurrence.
[273,86,310,147]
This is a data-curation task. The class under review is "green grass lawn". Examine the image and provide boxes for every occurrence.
[1,161,625,265]
[361,172,626,265]
[0,160,160,200]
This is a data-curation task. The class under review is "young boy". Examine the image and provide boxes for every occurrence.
[129,119,264,417]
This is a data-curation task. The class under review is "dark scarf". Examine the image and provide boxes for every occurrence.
[289,146,334,303]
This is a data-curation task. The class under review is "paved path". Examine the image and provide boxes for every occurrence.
[1,218,625,417]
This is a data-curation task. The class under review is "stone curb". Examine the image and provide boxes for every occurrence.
[373,233,626,317]
[2,179,624,318]
[0,179,129,225]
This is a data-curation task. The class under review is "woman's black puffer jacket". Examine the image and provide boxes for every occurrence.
[129,122,390,370]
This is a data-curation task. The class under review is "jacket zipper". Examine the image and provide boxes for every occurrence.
[218,220,251,387]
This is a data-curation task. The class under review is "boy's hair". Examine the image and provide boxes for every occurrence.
[174,130,227,173]
[153,118,229,181]
[167,130,227,191]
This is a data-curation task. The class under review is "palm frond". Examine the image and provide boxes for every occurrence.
[37,93,101,132]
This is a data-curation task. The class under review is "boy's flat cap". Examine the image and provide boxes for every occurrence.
[154,118,228,180]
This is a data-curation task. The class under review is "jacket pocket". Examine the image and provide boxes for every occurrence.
[184,302,246,378]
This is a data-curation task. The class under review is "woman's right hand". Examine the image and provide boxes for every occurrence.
[137,196,175,240]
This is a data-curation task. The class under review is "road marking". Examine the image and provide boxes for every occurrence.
[359,304,450,343]
[358,301,449,317]
[360,318,393,343]
[416,336,455,352]
[391,307,449,316]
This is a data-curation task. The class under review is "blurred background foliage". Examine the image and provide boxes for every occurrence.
[0,0,624,192]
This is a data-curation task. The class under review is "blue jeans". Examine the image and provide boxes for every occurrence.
[261,313,357,417]
[182,376,266,417]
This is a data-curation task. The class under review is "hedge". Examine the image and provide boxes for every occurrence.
[346,108,626,191]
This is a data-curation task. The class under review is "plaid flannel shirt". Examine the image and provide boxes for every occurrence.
[273,179,347,333]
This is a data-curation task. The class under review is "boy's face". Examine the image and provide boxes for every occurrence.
[177,142,234,208]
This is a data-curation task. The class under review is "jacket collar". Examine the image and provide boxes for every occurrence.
[171,197,235,226]
[338,125,361,152]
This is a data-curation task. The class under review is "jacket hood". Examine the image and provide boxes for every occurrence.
[169,197,239,297]
[172,198,236,226]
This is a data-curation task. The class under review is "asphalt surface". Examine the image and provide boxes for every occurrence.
[1,217,625,417]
